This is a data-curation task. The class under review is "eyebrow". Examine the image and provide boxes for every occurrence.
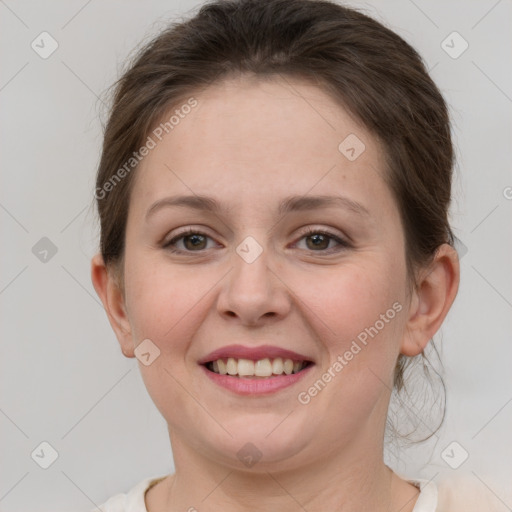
[145,193,371,220]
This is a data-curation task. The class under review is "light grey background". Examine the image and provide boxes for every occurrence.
[1,0,511,510]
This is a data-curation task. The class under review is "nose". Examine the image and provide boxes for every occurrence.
[216,241,291,326]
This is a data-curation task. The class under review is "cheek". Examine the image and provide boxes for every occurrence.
[123,257,215,429]
[306,260,404,347]
[299,259,406,409]
[124,256,209,354]
[287,261,405,445]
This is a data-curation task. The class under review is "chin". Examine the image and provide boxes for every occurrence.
[199,415,315,469]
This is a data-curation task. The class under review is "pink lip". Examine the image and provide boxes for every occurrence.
[197,344,314,364]
[200,363,314,395]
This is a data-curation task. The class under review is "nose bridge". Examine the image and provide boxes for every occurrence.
[218,233,290,322]
[231,233,273,299]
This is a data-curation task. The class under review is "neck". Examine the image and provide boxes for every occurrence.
[159,434,403,512]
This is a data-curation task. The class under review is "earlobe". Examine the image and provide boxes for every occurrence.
[90,253,135,358]
[400,244,460,357]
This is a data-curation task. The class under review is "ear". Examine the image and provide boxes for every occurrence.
[91,253,135,358]
[400,243,460,357]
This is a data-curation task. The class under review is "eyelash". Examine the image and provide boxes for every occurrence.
[162,227,351,255]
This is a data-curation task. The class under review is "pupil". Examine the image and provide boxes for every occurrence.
[308,234,327,249]
[186,234,205,249]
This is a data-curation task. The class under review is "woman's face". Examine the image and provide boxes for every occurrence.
[118,75,412,469]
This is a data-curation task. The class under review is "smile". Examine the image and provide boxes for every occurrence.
[200,357,314,395]
[204,357,312,378]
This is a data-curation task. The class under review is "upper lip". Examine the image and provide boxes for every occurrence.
[198,344,315,364]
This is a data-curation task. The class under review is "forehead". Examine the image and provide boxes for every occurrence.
[130,75,394,222]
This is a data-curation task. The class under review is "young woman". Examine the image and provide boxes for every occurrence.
[90,0,494,510]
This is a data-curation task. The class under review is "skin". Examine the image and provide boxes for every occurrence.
[91,74,459,512]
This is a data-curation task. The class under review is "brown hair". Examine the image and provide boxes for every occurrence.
[95,0,455,441]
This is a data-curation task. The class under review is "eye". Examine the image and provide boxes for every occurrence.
[162,227,351,255]
[293,227,350,253]
[162,228,217,254]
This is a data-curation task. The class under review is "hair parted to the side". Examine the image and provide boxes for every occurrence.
[94,0,456,444]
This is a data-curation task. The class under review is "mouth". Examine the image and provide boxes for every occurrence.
[202,357,314,378]
[198,344,315,395]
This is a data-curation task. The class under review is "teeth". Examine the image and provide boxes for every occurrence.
[272,357,284,375]
[217,358,227,375]
[207,357,308,377]
[255,358,272,377]
[237,358,255,376]
[226,357,237,375]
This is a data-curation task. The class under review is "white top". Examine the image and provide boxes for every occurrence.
[94,474,438,512]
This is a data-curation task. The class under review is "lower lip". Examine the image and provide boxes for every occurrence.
[200,364,314,395]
